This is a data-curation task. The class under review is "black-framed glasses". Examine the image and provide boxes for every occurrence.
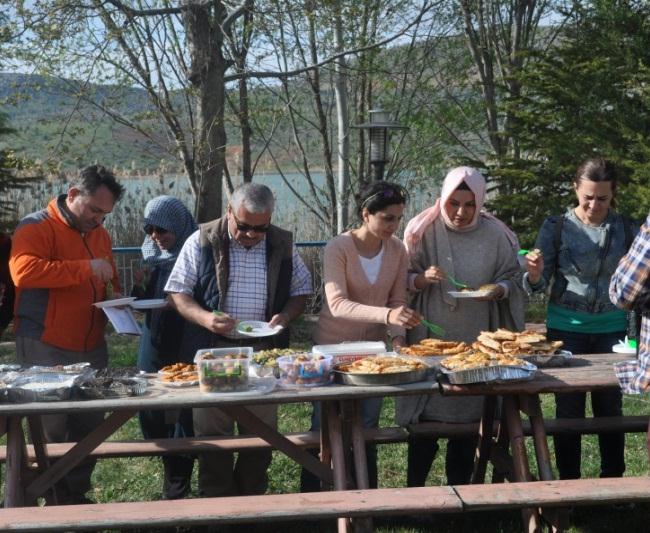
[232,213,270,233]
[144,225,169,235]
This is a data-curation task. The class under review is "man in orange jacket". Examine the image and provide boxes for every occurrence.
[9,165,124,504]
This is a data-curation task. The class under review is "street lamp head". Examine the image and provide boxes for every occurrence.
[353,108,408,181]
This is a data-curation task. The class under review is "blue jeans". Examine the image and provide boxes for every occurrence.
[300,398,382,491]
[547,328,626,479]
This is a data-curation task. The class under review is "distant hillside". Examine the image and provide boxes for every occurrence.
[0,72,181,172]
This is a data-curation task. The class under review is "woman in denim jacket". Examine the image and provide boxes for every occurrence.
[525,158,637,480]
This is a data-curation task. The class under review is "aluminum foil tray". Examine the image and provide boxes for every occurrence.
[333,363,430,387]
[76,377,147,399]
[440,361,537,384]
[6,373,77,402]
[523,350,573,368]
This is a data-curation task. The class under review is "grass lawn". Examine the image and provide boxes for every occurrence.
[0,326,648,532]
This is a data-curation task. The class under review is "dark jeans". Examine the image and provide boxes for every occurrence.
[406,435,476,486]
[300,398,382,492]
[547,328,626,480]
[139,408,195,499]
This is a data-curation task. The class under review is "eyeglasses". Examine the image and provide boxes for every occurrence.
[232,213,270,233]
[144,225,169,235]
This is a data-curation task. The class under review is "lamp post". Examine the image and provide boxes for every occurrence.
[353,109,408,181]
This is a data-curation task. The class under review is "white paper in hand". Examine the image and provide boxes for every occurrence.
[101,306,142,335]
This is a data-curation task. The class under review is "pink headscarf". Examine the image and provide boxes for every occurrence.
[404,166,518,255]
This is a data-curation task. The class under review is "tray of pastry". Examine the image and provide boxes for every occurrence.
[333,355,431,386]
[439,351,537,384]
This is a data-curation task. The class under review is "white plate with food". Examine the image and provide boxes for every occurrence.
[93,297,137,308]
[130,298,168,310]
[448,290,491,298]
[236,320,284,337]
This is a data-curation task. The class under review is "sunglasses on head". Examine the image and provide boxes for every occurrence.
[232,213,270,233]
[144,225,169,236]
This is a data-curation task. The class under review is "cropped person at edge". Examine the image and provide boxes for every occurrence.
[9,165,124,504]
[165,182,312,497]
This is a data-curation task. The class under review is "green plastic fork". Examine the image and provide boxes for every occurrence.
[447,273,469,290]
[420,318,445,337]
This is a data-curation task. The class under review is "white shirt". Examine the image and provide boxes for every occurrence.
[358,246,384,285]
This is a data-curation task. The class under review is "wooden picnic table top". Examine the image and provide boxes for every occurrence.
[0,352,630,416]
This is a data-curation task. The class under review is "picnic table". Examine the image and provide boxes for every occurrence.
[439,352,650,532]
[0,352,647,533]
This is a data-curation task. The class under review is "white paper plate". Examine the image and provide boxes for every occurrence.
[612,343,636,354]
[236,320,284,337]
[130,299,168,310]
[448,290,490,298]
[155,379,199,388]
[93,297,137,308]
[201,377,277,397]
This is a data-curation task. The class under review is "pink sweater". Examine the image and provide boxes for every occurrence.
[312,232,408,345]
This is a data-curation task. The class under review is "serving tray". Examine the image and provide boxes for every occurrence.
[333,362,430,387]
[439,361,537,384]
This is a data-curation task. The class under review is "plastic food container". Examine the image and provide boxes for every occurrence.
[277,353,332,388]
[312,341,386,366]
[195,347,252,393]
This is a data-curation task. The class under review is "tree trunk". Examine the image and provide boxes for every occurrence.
[183,1,227,222]
[333,4,349,234]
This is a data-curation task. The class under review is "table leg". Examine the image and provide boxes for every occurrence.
[521,395,568,532]
[26,415,57,505]
[25,410,135,503]
[221,405,333,485]
[503,395,542,533]
[5,416,26,507]
[324,401,350,533]
[472,395,497,484]
[320,402,333,491]
[348,400,373,533]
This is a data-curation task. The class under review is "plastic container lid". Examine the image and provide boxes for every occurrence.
[312,341,386,356]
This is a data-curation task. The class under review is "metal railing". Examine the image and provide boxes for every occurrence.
[113,241,327,315]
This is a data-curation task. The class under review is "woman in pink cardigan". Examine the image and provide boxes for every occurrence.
[301,181,421,492]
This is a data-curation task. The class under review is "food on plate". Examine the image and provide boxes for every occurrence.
[339,356,426,374]
[526,248,542,260]
[401,340,472,356]
[252,348,294,367]
[160,363,196,374]
[241,324,254,332]
[477,283,498,293]
[198,353,249,392]
[473,328,563,356]
[441,351,527,371]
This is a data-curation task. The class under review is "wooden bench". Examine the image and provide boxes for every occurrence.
[3,415,645,464]
[0,427,408,463]
[0,477,648,531]
[407,415,649,438]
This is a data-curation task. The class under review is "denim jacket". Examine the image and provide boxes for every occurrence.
[527,208,637,314]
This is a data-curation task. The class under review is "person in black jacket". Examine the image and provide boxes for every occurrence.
[0,232,15,340]
[132,195,197,499]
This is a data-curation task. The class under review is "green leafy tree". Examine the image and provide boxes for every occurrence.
[489,0,650,246]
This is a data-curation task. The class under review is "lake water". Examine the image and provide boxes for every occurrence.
[7,171,438,245]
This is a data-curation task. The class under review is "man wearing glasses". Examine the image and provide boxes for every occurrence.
[165,182,312,498]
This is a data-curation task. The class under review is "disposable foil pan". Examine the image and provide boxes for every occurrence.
[440,361,537,385]
[76,377,147,399]
[6,373,77,402]
[333,362,430,387]
[523,350,573,368]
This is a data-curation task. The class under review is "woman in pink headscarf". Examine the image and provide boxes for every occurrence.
[396,166,525,487]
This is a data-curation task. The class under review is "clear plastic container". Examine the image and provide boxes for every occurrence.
[312,341,386,365]
[277,353,332,387]
[194,347,252,393]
